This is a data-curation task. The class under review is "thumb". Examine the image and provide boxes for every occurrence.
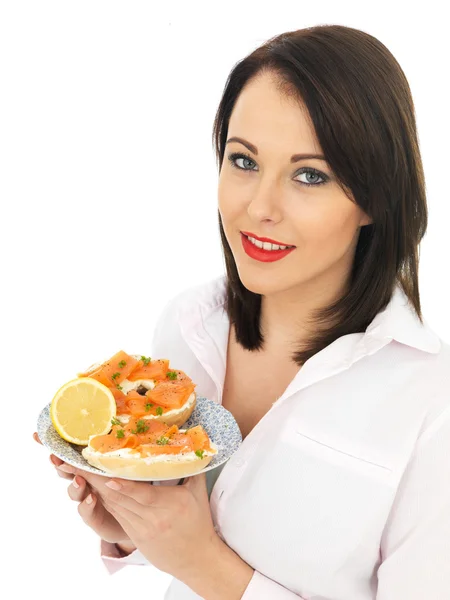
[186,471,208,501]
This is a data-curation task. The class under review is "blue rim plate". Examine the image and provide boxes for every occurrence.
[36,396,242,481]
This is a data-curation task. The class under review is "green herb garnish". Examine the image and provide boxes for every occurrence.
[141,355,151,366]
[156,436,170,445]
[111,372,120,380]
[116,429,125,439]
[116,384,123,391]
[145,402,154,411]
[166,370,177,380]
[118,360,126,368]
[111,417,122,426]
[195,449,205,459]
[131,419,149,434]
[155,406,163,415]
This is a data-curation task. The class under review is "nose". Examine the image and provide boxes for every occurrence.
[246,183,283,224]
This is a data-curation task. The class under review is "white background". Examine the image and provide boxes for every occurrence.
[2,1,448,598]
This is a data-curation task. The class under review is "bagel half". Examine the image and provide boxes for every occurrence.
[78,352,197,427]
[82,437,218,480]
[81,419,218,479]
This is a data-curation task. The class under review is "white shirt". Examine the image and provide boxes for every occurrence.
[101,274,450,599]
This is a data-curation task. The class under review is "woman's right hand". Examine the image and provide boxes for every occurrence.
[33,432,134,547]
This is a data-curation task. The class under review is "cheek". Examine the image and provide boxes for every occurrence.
[218,179,246,232]
[294,202,361,258]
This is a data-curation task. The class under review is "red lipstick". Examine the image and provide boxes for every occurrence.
[240,232,296,263]
[240,231,295,247]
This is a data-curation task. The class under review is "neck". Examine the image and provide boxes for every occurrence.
[260,275,349,351]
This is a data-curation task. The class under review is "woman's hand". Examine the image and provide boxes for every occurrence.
[99,471,221,582]
[33,432,133,546]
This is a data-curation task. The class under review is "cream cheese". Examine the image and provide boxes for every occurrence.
[84,439,218,462]
[119,377,156,395]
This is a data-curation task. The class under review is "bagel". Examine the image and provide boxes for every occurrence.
[76,350,218,479]
[77,351,197,428]
[82,418,218,480]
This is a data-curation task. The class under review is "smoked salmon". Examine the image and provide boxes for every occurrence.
[77,350,198,428]
[89,415,213,458]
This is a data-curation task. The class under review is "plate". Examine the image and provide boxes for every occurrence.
[36,396,242,481]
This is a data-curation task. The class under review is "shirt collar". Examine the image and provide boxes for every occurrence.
[365,285,441,354]
[178,276,441,403]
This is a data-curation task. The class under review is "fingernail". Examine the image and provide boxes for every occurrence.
[73,477,80,489]
[86,494,93,505]
[105,480,122,490]
[58,464,74,473]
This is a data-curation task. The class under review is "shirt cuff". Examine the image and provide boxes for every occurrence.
[100,539,152,575]
[241,570,307,599]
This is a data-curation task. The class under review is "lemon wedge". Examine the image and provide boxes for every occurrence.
[50,377,116,445]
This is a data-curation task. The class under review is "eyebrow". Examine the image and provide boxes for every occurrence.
[225,136,326,163]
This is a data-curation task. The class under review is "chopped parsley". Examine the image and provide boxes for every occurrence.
[116,384,123,391]
[155,406,163,415]
[145,402,154,411]
[131,419,149,434]
[111,372,120,380]
[195,449,205,459]
[111,417,122,426]
[118,360,126,368]
[140,355,151,366]
[116,429,125,439]
[166,370,177,380]
[156,436,169,445]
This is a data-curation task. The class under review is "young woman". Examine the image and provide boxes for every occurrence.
[34,24,450,599]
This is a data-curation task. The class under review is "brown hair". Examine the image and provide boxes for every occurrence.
[211,24,429,366]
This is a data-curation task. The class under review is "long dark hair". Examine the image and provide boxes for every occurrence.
[211,24,429,366]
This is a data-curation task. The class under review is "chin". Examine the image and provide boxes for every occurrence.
[234,264,287,297]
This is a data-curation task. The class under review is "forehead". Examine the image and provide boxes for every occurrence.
[228,73,319,151]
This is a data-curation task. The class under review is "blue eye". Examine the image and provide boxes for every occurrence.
[227,151,329,187]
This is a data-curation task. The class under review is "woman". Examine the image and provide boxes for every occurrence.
[33,24,450,599]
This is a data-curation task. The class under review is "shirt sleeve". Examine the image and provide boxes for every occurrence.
[241,571,308,599]
[100,539,152,575]
[376,403,450,598]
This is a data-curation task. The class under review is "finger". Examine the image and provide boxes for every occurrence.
[33,432,42,445]
[104,478,158,508]
[68,475,91,503]
[54,462,75,481]
[55,468,75,481]
[104,497,140,532]
[77,493,103,528]
[49,454,64,467]
[77,493,132,540]
[57,463,76,474]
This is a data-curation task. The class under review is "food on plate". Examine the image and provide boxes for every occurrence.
[77,350,197,428]
[82,416,218,479]
[48,350,217,478]
[50,377,117,445]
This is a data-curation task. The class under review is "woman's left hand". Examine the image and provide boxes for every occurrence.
[101,471,220,580]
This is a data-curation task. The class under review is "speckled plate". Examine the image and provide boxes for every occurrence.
[36,396,242,481]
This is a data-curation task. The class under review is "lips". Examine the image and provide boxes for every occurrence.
[240,233,296,262]
[240,230,295,247]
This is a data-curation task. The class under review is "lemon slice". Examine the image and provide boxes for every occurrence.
[50,377,116,445]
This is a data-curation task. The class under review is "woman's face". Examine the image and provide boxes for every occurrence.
[218,71,372,298]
